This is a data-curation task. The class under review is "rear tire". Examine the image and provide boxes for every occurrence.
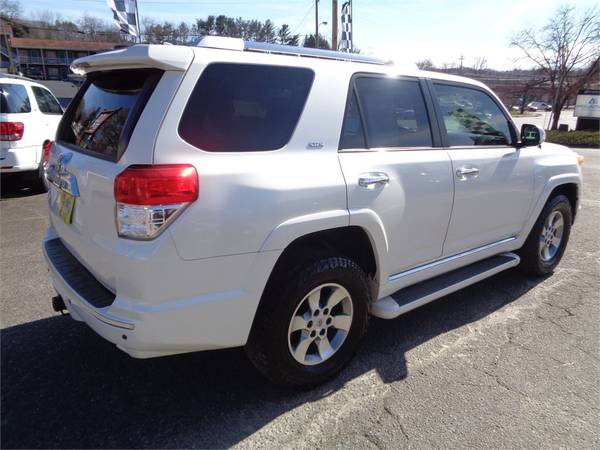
[518,194,572,276]
[245,256,370,388]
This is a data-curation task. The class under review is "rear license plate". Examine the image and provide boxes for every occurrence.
[57,190,75,224]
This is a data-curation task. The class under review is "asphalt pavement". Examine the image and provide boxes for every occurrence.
[1,148,598,449]
[511,109,578,131]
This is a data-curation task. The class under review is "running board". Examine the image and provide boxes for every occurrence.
[370,253,520,319]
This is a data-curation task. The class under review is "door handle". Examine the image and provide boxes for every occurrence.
[456,166,479,180]
[359,172,389,188]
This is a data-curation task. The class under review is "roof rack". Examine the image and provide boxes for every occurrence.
[196,36,391,66]
[244,41,391,65]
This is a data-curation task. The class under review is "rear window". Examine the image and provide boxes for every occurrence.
[0,84,31,113]
[353,77,433,148]
[179,63,314,152]
[32,86,63,114]
[58,69,161,161]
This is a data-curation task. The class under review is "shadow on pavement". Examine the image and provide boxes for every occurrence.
[1,269,546,449]
[0,174,44,200]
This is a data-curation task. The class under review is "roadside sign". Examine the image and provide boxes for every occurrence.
[574,91,600,118]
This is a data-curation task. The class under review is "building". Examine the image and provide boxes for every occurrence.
[1,22,120,81]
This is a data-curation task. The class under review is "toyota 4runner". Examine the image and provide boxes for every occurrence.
[43,37,583,387]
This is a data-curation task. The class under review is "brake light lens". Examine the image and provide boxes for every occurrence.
[43,140,54,162]
[0,122,24,141]
[114,164,198,240]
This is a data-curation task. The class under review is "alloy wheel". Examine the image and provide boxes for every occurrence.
[287,283,353,366]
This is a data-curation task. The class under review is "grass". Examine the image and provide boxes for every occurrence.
[546,130,600,148]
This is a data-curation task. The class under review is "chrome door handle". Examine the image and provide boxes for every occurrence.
[359,172,389,188]
[456,166,479,180]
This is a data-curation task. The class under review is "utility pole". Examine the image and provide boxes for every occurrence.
[332,0,338,50]
[135,0,142,43]
[315,0,319,49]
[459,54,465,73]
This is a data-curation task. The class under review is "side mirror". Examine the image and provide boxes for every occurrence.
[520,124,546,147]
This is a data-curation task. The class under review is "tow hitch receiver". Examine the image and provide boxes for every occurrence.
[52,295,67,314]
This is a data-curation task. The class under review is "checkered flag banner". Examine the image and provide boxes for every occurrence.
[340,1,352,52]
[107,0,139,37]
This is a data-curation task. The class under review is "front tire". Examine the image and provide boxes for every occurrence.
[245,256,370,387]
[518,194,572,276]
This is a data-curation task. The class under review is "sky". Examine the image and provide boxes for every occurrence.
[22,0,599,70]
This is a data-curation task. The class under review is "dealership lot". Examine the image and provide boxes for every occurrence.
[1,148,598,448]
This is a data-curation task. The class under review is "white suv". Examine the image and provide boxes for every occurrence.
[43,38,582,387]
[1,74,63,191]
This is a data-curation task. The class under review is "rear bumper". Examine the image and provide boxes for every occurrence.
[43,228,280,358]
[0,144,40,172]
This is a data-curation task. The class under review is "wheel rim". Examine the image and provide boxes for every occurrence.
[287,283,353,366]
[539,210,564,262]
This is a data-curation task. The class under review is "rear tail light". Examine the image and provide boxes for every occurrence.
[114,164,198,240]
[43,140,54,162]
[0,122,24,141]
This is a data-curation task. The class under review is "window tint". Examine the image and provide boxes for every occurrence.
[32,86,63,114]
[339,90,366,149]
[59,69,160,160]
[0,84,31,113]
[354,77,432,148]
[179,64,314,152]
[434,83,512,146]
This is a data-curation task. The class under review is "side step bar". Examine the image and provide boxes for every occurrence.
[370,253,520,319]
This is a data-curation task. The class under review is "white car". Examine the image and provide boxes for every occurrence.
[1,74,63,191]
[527,101,552,112]
[43,39,583,387]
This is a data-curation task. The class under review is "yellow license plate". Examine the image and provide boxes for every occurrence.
[57,190,75,224]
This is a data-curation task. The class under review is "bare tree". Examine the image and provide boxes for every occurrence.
[511,6,600,129]
[473,56,487,72]
[0,0,21,20]
[416,59,435,70]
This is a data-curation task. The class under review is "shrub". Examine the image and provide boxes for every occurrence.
[545,130,600,147]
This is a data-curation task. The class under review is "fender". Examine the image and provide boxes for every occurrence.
[516,172,581,246]
[348,208,389,287]
[259,207,390,288]
[259,209,350,252]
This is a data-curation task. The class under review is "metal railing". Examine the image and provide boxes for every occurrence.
[18,56,75,65]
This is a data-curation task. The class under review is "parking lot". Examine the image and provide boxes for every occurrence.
[1,148,598,448]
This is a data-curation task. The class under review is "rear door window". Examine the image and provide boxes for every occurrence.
[0,84,31,113]
[32,86,63,114]
[179,63,314,152]
[433,83,512,146]
[58,69,161,161]
[353,77,433,148]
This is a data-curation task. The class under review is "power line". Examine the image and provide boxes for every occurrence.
[290,1,314,36]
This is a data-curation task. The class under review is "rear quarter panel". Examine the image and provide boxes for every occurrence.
[154,50,352,260]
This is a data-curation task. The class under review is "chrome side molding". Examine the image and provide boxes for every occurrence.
[388,237,517,282]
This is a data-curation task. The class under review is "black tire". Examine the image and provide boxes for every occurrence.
[518,194,572,276]
[245,256,370,388]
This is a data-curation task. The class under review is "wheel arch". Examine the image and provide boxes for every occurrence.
[261,225,380,306]
[548,183,578,223]
[518,174,581,246]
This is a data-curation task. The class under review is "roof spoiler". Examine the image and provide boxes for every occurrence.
[70,44,194,75]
